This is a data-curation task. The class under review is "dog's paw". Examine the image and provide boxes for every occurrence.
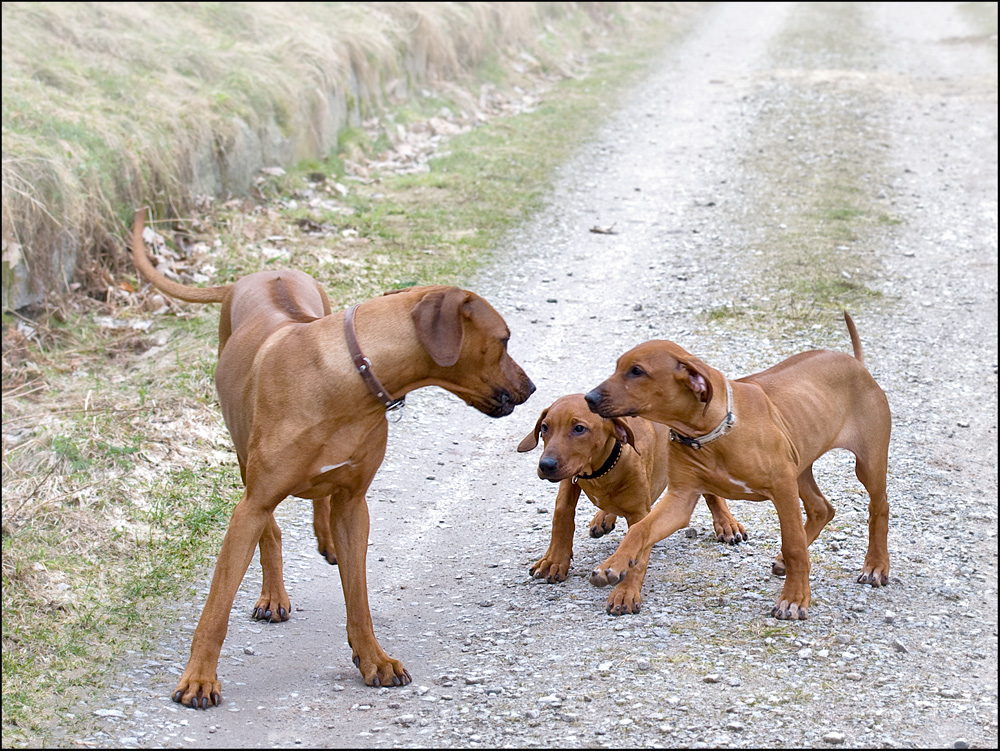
[529,555,571,583]
[771,597,808,621]
[589,510,618,539]
[606,586,642,616]
[318,544,338,566]
[353,652,412,688]
[857,563,889,587]
[172,671,222,710]
[713,517,748,545]
[252,590,291,623]
[589,561,629,588]
[771,553,786,577]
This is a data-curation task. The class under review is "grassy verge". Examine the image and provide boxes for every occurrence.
[1,3,700,745]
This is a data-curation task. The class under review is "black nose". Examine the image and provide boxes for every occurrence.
[584,390,602,410]
[538,457,558,475]
[528,380,537,395]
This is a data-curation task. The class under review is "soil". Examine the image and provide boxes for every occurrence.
[90,3,996,748]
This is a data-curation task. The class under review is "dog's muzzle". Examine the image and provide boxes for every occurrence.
[537,456,562,482]
[584,388,608,415]
[482,379,535,418]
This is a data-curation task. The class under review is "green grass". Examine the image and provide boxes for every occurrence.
[2,463,241,743]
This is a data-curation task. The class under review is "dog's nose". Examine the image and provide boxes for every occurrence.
[584,389,602,410]
[528,379,536,396]
[538,457,558,475]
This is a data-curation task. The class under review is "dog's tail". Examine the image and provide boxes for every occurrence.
[131,207,230,304]
[844,311,864,365]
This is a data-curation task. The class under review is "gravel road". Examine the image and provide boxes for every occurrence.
[92,3,997,748]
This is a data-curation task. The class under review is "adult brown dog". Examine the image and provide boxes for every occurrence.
[584,313,890,621]
[130,208,535,707]
[517,394,746,615]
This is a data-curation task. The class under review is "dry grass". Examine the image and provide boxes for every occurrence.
[0,1,610,305]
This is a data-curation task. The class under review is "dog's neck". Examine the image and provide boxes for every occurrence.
[344,304,405,411]
[575,436,622,483]
[668,373,736,449]
[340,296,441,406]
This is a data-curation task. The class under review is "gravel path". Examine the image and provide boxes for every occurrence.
[93,3,997,748]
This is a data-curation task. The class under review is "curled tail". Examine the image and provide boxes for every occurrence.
[843,311,864,365]
[131,207,230,304]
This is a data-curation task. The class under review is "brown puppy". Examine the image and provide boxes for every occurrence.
[517,394,747,615]
[130,209,535,707]
[584,313,890,621]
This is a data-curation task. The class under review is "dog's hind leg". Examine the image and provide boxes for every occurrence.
[173,486,284,708]
[252,513,292,622]
[854,446,890,586]
[312,496,337,565]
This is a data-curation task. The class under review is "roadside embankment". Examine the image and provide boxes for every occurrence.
[1,1,670,309]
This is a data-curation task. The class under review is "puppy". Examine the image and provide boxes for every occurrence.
[518,394,746,614]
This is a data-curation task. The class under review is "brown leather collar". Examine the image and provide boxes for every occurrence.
[344,303,405,412]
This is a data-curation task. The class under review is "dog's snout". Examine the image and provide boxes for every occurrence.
[584,389,602,411]
[527,379,537,396]
[538,456,559,476]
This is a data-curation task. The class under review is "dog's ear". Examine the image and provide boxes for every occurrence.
[411,287,469,367]
[611,417,639,455]
[517,408,548,452]
[675,357,714,412]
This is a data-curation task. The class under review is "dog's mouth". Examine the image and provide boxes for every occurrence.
[591,400,636,419]
[476,386,533,418]
[537,465,570,483]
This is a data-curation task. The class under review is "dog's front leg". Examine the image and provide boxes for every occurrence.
[173,490,279,708]
[704,494,748,544]
[590,489,699,589]
[605,515,653,616]
[770,483,811,620]
[331,490,411,688]
[530,481,581,583]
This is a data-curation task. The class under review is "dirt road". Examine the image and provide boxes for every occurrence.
[100,3,997,747]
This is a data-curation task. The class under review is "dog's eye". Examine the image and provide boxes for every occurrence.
[627,365,645,378]
[572,424,588,434]
[539,423,548,434]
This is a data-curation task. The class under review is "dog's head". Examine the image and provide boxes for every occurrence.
[517,394,636,482]
[410,286,535,417]
[584,340,714,424]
